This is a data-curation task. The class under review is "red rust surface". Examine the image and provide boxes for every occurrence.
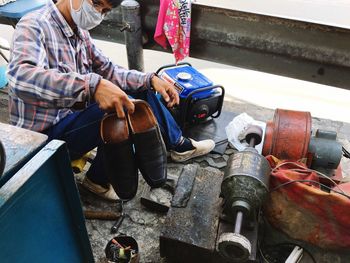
[263,109,311,161]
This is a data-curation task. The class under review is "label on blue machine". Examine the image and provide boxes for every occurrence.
[160,65,214,99]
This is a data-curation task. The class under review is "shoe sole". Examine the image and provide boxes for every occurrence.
[170,148,214,163]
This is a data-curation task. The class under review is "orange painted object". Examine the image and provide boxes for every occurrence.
[263,109,312,161]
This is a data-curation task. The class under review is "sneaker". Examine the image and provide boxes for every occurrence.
[82,177,119,202]
[170,138,215,163]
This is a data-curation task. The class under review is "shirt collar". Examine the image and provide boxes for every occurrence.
[49,0,85,40]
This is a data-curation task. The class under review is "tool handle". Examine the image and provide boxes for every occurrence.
[84,210,121,220]
[111,214,125,234]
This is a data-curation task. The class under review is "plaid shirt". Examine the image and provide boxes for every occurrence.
[7,1,152,132]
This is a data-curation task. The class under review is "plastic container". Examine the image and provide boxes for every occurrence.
[105,235,140,263]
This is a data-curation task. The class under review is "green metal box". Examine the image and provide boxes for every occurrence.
[0,140,94,263]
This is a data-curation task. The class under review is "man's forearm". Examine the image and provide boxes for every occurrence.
[7,63,101,109]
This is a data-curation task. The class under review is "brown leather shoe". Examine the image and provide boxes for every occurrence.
[100,113,138,200]
[127,100,167,188]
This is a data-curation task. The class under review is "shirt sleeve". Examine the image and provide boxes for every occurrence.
[7,17,100,109]
[85,32,153,93]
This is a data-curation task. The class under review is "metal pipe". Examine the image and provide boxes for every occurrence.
[249,137,256,148]
[121,0,144,71]
[234,211,243,234]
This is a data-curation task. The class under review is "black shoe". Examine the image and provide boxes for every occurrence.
[100,113,138,200]
[127,100,167,188]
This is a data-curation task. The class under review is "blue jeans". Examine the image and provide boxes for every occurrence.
[44,90,182,185]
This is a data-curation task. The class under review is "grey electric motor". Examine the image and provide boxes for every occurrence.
[218,125,271,262]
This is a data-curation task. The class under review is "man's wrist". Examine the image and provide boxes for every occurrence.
[148,72,159,92]
[89,73,102,100]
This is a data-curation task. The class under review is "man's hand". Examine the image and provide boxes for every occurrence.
[94,79,134,118]
[151,75,180,108]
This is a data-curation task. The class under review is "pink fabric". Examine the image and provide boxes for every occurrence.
[154,0,192,63]
[154,0,170,49]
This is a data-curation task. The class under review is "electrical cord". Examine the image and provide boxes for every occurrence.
[271,161,349,197]
[270,179,350,199]
[343,146,350,159]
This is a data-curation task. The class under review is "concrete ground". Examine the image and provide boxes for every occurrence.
[1,24,350,262]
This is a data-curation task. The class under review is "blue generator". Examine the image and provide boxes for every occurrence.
[157,63,225,129]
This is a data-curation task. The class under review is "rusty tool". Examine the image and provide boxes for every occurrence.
[83,210,121,220]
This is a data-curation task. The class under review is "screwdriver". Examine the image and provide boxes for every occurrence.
[111,200,125,234]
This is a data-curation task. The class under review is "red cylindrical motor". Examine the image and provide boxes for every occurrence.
[262,109,312,161]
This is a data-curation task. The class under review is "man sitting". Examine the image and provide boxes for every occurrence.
[7,0,215,201]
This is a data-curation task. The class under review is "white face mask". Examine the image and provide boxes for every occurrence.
[70,0,105,30]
